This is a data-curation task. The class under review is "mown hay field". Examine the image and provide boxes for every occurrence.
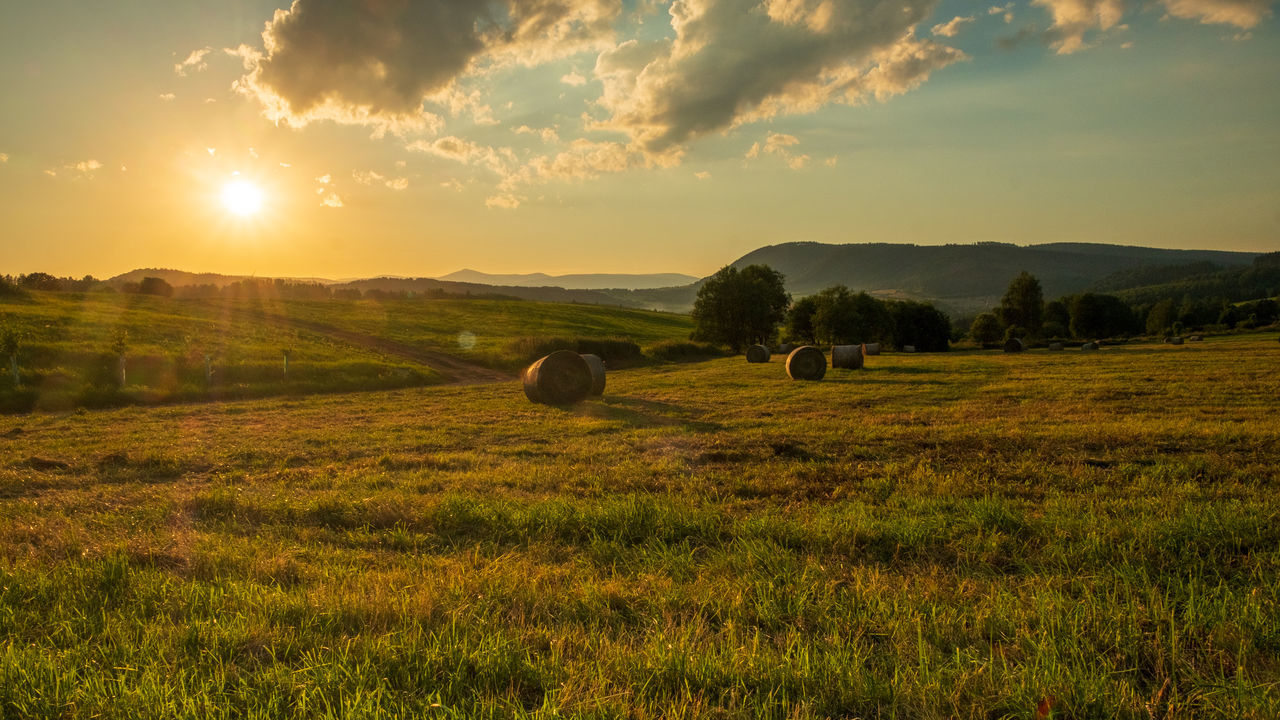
[0,335,1277,718]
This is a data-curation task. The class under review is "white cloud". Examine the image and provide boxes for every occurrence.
[561,70,588,86]
[746,132,810,170]
[1159,0,1273,27]
[321,192,343,207]
[694,171,711,179]
[0,153,8,163]
[486,193,522,209]
[1033,0,1270,53]
[158,92,176,102]
[354,170,410,190]
[175,47,212,76]
[931,15,975,37]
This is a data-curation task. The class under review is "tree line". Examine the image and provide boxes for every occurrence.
[690,265,952,352]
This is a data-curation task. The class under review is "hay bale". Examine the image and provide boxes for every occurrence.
[786,345,826,381]
[1081,342,1099,351]
[745,345,771,363]
[580,353,607,396]
[1003,338,1025,353]
[1048,342,1064,351]
[902,345,916,353]
[862,342,881,356]
[1189,335,1203,342]
[522,350,592,405]
[831,344,864,369]
[1168,336,1184,345]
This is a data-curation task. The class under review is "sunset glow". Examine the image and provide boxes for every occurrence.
[220,178,264,218]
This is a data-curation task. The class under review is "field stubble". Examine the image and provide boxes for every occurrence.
[0,336,1277,718]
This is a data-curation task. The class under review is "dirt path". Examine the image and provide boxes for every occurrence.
[244,312,512,385]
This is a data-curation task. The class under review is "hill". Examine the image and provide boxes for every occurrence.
[723,242,1258,314]
[437,269,699,290]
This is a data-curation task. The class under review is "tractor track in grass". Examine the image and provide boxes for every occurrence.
[240,310,513,385]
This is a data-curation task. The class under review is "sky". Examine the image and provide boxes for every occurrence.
[2,0,1278,280]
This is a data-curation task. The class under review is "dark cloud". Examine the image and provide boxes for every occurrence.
[237,0,620,131]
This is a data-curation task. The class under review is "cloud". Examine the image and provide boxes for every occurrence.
[694,170,711,179]
[175,47,212,76]
[561,70,588,86]
[746,132,809,169]
[1159,0,1273,27]
[233,0,621,133]
[353,170,410,190]
[931,15,975,37]
[592,0,965,157]
[485,193,522,209]
[47,159,102,179]
[158,92,176,102]
[1032,0,1270,53]
[320,192,344,208]
[0,153,8,163]
[989,3,1015,22]
[514,125,561,143]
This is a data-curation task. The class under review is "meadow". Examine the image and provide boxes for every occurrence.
[0,292,695,411]
[0,331,1277,718]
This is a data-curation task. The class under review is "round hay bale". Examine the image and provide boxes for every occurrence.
[902,345,916,353]
[830,344,864,369]
[1168,336,1184,345]
[580,353,607,396]
[745,345,771,363]
[1003,338,1025,353]
[1189,335,1203,342]
[522,350,592,405]
[1081,342,1099,351]
[862,342,881,356]
[786,346,826,381]
[1048,342,1064,351]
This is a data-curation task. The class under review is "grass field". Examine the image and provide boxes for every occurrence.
[0,333,1278,718]
[0,292,695,411]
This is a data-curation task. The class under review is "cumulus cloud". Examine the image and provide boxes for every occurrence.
[694,170,711,179]
[561,70,588,86]
[514,125,561,143]
[990,3,1015,22]
[592,0,965,157]
[233,0,621,133]
[320,192,344,208]
[746,132,809,169]
[158,92,176,102]
[931,15,975,37]
[0,153,8,163]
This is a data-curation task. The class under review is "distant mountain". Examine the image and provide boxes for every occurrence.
[437,269,700,290]
[108,268,251,288]
[718,242,1259,315]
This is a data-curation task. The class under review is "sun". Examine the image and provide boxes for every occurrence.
[221,178,264,217]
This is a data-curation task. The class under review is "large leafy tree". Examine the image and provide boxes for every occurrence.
[810,286,894,346]
[998,271,1044,334]
[784,295,818,344]
[691,264,789,352]
[1069,293,1137,339]
[970,313,1002,345]
[888,300,951,352]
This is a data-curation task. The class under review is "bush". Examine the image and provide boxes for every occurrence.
[646,341,727,363]
[507,337,643,368]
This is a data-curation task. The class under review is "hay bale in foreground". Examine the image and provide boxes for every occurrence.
[1004,338,1025,353]
[522,350,592,405]
[745,345,771,363]
[580,353,606,396]
[862,343,881,356]
[1048,342,1064,351]
[1081,342,1099,351]
[831,344,864,369]
[902,345,916,353]
[786,346,827,381]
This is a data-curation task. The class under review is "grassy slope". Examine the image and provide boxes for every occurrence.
[0,336,1278,717]
[0,293,695,409]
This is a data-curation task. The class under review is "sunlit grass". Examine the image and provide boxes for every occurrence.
[0,334,1277,717]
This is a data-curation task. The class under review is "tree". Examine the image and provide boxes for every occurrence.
[19,272,62,291]
[970,313,1002,346]
[1146,298,1178,335]
[137,276,174,297]
[784,295,818,344]
[1,325,19,387]
[1069,293,1136,339]
[888,300,951,352]
[691,265,789,352]
[809,286,894,346]
[998,271,1044,335]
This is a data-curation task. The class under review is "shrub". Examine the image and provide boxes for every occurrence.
[646,341,727,363]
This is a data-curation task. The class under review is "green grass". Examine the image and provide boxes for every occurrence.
[0,292,695,411]
[0,334,1278,717]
